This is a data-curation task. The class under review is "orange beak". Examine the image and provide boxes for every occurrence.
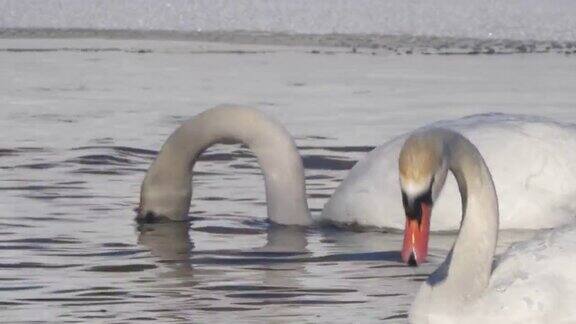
[401,203,431,266]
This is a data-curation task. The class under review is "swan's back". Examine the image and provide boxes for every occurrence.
[320,113,576,230]
[459,225,576,323]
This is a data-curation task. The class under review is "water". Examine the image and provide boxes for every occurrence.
[0,141,434,322]
[1,37,573,323]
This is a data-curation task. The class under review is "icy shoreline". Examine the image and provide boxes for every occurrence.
[2,28,576,56]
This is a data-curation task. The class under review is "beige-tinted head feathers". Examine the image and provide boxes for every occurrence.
[399,134,443,187]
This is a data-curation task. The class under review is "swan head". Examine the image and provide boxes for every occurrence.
[138,165,192,222]
[399,132,448,266]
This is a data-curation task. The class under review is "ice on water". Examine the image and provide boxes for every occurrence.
[2,0,576,41]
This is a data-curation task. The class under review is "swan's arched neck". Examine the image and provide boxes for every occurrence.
[405,129,500,318]
[139,105,311,226]
[440,130,499,301]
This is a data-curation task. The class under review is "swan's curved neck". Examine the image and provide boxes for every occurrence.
[139,105,311,225]
[440,132,499,301]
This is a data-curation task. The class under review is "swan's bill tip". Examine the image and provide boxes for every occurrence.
[401,206,431,266]
[408,252,418,267]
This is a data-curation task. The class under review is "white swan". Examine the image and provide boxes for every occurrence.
[399,128,576,323]
[139,105,311,225]
[322,114,576,230]
[139,107,576,231]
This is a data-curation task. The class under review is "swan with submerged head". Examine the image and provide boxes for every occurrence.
[398,128,576,323]
[139,105,311,226]
[140,106,576,232]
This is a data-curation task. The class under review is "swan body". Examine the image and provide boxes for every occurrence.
[412,228,576,324]
[460,225,576,324]
[140,108,576,231]
[139,105,311,225]
[399,128,576,323]
[322,114,576,230]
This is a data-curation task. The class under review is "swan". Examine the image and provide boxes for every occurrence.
[322,113,576,230]
[139,106,576,231]
[399,128,576,323]
[138,104,311,225]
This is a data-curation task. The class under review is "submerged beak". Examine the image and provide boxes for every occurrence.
[401,202,431,266]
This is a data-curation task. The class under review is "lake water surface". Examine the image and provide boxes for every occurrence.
[1,37,574,323]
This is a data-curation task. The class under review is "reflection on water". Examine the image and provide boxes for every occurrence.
[134,219,422,322]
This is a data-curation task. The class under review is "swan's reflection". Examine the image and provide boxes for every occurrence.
[137,220,309,287]
[254,224,309,288]
[137,220,194,276]
[257,224,308,253]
